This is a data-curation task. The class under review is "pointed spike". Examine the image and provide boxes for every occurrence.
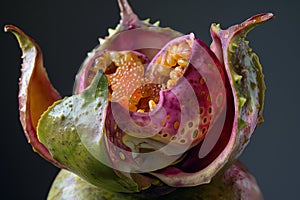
[238,97,247,109]
[114,24,121,31]
[232,43,239,48]
[117,0,139,26]
[98,38,106,45]
[108,28,116,36]
[153,21,160,27]
[143,18,151,24]
[238,118,247,130]
[233,72,243,82]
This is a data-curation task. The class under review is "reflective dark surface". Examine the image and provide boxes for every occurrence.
[1,0,298,199]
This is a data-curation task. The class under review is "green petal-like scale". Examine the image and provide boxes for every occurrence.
[37,72,139,193]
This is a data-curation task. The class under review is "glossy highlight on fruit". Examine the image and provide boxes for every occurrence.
[6,0,273,199]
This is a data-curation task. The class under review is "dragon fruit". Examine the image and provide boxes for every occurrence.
[5,0,273,199]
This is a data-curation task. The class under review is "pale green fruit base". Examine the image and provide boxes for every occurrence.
[47,161,263,200]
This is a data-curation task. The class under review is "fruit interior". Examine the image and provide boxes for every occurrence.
[85,38,194,112]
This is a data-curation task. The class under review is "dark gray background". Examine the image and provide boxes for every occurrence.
[1,0,298,199]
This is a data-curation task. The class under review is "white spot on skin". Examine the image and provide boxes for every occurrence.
[119,151,126,160]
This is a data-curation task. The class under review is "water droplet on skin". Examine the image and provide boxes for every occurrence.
[200,107,204,115]
[200,77,206,85]
[208,107,212,114]
[179,139,186,144]
[203,117,208,124]
[174,121,180,130]
[180,128,185,135]
[171,136,177,141]
[193,130,198,138]
[60,114,65,120]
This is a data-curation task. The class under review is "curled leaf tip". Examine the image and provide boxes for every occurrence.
[4,25,35,51]
[4,24,10,32]
[249,12,274,22]
[4,24,18,33]
[6,24,64,168]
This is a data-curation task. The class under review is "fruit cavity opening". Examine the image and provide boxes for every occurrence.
[146,36,194,88]
[85,37,194,113]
